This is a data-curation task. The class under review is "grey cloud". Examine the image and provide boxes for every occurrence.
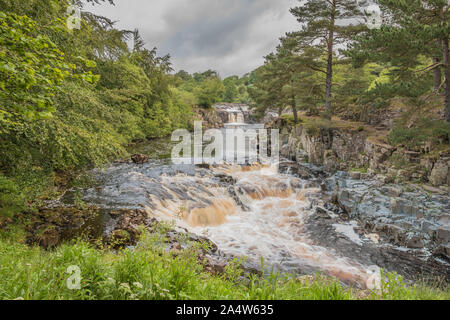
[83,0,299,76]
[160,0,283,56]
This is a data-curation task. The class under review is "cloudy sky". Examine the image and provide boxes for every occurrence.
[82,0,300,77]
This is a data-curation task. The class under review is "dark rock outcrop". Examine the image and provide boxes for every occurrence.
[280,123,450,188]
[131,154,149,164]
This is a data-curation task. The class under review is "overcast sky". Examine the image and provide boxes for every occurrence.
[82,0,300,77]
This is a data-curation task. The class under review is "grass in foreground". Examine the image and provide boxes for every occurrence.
[0,224,448,300]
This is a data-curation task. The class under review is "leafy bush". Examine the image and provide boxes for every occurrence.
[0,12,98,124]
[388,120,450,150]
[194,77,225,108]
[303,118,335,136]
[0,175,24,218]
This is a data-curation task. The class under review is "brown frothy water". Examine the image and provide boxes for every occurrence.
[186,199,237,227]
[144,164,375,288]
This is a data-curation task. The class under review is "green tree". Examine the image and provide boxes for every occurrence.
[194,77,225,108]
[290,0,368,117]
[0,12,96,123]
[223,76,239,102]
[380,0,450,121]
[347,0,450,121]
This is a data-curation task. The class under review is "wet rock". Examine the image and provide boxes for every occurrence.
[438,214,450,227]
[337,189,358,214]
[406,233,424,249]
[383,224,407,245]
[420,220,439,238]
[131,154,149,164]
[382,186,403,197]
[436,227,450,244]
[305,210,450,283]
[429,161,449,187]
[390,198,422,217]
[349,172,361,180]
[434,244,450,259]
[215,173,236,185]
[228,186,250,211]
[279,162,316,179]
[315,206,335,220]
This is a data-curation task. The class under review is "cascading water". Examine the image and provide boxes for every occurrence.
[81,113,381,288]
[226,109,245,125]
[83,160,373,286]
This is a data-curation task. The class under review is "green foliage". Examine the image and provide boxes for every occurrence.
[388,119,450,149]
[0,3,194,206]
[193,77,225,108]
[346,0,450,120]
[223,76,239,102]
[174,70,254,107]
[0,12,70,122]
[0,175,25,218]
[250,35,326,119]
[303,117,335,136]
[0,228,448,300]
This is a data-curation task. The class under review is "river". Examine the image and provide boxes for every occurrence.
[73,110,449,288]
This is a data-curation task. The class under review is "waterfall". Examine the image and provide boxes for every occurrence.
[227,111,244,124]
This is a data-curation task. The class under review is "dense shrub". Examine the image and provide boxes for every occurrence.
[0,175,25,218]
[388,120,450,150]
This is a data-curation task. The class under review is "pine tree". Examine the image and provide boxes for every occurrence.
[348,0,450,121]
[290,0,368,118]
[381,0,450,121]
[250,35,323,122]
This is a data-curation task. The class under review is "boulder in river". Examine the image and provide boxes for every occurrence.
[131,154,149,164]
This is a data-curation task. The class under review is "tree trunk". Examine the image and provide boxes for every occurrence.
[291,94,298,124]
[443,35,450,122]
[324,0,336,119]
[433,58,442,92]
[291,80,298,124]
[325,47,333,117]
[434,40,442,92]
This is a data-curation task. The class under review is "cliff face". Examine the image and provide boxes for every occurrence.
[280,123,450,188]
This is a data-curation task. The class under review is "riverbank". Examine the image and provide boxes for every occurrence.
[277,113,450,190]
[0,111,449,300]
[1,223,449,300]
[1,165,449,299]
